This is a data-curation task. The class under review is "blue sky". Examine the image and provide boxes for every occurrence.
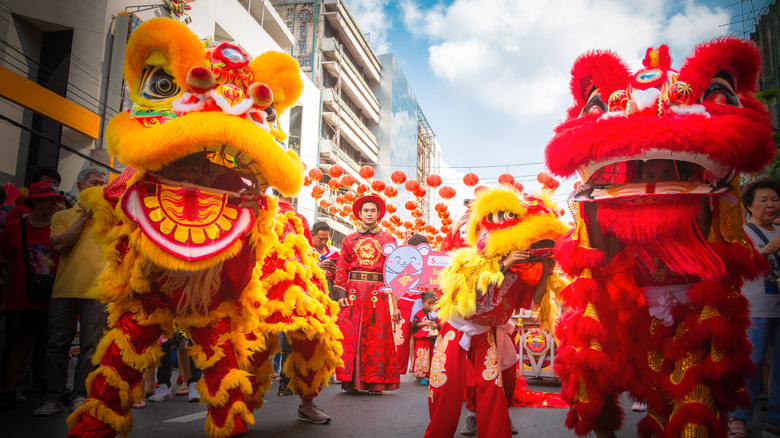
[344,0,767,208]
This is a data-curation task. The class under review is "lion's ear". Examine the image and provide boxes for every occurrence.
[124,18,205,106]
[678,37,762,99]
[566,50,631,119]
[249,52,303,114]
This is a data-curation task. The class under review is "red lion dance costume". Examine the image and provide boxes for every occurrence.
[67,19,342,437]
[547,39,775,437]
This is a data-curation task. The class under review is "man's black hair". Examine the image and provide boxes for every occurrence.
[408,233,429,246]
[30,168,61,185]
[420,291,436,302]
[312,221,331,234]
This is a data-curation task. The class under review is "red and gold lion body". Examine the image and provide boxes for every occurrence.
[546,38,775,437]
[67,19,342,438]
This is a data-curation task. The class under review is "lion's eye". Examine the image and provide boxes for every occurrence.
[504,211,516,220]
[702,76,740,107]
[140,66,181,101]
[580,94,607,117]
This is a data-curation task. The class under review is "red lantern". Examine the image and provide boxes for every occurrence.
[404,179,420,192]
[371,180,386,192]
[403,221,413,229]
[415,217,425,226]
[335,195,345,205]
[303,175,312,186]
[435,202,448,213]
[311,185,325,199]
[442,217,453,226]
[344,191,356,203]
[308,168,323,181]
[356,184,370,194]
[411,208,422,218]
[498,173,515,185]
[328,178,341,190]
[390,214,401,225]
[405,200,418,211]
[359,165,375,179]
[328,205,338,214]
[439,186,456,199]
[441,225,450,234]
[391,170,407,184]
[513,182,524,192]
[426,174,442,188]
[386,204,397,214]
[319,199,330,208]
[328,165,343,178]
[474,185,487,194]
[382,220,391,228]
[340,174,356,187]
[537,172,559,189]
[384,186,398,198]
[413,187,427,198]
[463,172,479,187]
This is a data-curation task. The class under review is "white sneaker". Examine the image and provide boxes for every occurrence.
[632,401,647,412]
[187,382,199,403]
[149,384,173,402]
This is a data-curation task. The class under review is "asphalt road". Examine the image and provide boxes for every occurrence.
[2,373,770,437]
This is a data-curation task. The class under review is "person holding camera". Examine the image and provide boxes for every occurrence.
[0,182,62,410]
[730,177,780,438]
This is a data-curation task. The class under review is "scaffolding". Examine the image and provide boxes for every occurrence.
[417,105,435,223]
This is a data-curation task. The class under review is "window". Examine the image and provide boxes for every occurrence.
[288,105,303,155]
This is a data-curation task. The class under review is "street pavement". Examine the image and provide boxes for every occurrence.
[2,373,770,437]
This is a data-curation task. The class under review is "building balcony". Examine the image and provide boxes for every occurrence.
[322,38,379,124]
[319,138,371,186]
[322,0,381,84]
[321,88,379,162]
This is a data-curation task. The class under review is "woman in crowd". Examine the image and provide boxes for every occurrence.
[730,177,780,438]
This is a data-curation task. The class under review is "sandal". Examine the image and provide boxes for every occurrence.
[728,417,747,438]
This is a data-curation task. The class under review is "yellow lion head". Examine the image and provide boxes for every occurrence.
[107,18,304,195]
[465,186,568,258]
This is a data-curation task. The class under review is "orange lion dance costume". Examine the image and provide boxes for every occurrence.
[547,39,776,437]
[67,19,342,437]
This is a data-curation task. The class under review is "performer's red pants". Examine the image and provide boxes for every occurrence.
[424,323,513,438]
[395,298,415,375]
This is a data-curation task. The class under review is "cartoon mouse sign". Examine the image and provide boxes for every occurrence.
[381,243,451,298]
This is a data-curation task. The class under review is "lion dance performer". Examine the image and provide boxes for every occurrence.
[546,39,776,437]
[424,186,568,438]
[67,19,342,437]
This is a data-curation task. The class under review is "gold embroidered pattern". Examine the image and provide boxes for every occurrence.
[584,302,600,322]
[576,378,589,403]
[697,306,720,323]
[393,317,405,346]
[710,344,725,363]
[589,339,603,351]
[670,384,716,437]
[648,350,663,372]
[670,348,705,385]
[354,236,382,267]
[413,346,431,377]
[650,317,662,336]
[429,330,455,388]
[482,331,502,387]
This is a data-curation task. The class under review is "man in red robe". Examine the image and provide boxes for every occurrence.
[333,193,400,394]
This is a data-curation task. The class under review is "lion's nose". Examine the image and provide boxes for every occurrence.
[187,66,215,94]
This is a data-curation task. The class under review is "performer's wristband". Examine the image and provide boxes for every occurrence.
[498,260,506,272]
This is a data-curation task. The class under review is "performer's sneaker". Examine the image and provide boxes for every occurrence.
[420,378,429,385]
[187,382,200,403]
[33,401,64,416]
[149,384,173,402]
[298,403,331,424]
[460,415,477,436]
[632,401,647,412]
[511,420,518,434]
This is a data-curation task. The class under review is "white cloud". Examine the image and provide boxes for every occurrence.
[402,0,730,119]
[345,0,392,54]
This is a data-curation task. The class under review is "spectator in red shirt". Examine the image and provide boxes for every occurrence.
[0,182,62,410]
